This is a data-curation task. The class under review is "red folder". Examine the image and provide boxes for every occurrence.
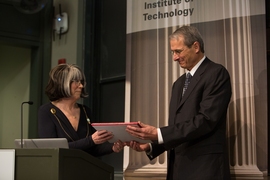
[91,122,151,143]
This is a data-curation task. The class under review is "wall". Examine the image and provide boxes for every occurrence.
[51,0,84,68]
[0,0,81,147]
[0,0,54,139]
[0,44,31,148]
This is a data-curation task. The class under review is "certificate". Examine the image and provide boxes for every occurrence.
[91,122,152,143]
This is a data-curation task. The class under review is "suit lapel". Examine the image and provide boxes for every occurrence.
[178,58,210,109]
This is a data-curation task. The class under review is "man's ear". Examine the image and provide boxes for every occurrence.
[193,41,200,53]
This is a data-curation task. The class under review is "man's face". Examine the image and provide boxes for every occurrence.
[170,36,199,71]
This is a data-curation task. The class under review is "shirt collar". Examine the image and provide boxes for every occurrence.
[186,56,206,76]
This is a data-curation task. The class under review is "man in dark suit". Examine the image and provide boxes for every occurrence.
[126,25,232,180]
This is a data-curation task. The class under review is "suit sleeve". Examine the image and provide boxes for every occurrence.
[147,143,167,160]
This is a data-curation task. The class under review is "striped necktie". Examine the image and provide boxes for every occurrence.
[182,72,192,96]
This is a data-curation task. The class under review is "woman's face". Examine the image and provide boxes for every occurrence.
[70,80,84,100]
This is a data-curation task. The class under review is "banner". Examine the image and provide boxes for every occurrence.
[127,0,265,34]
[125,0,267,178]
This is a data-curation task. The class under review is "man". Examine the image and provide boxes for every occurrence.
[126,25,231,180]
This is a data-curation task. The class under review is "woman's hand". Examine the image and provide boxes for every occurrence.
[92,130,113,144]
[112,140,126,153]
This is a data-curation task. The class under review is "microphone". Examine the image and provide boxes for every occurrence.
[21,101,34,148]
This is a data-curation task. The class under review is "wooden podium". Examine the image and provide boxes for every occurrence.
[15,148,114,180]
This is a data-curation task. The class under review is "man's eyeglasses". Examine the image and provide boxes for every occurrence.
[170,49,184,56]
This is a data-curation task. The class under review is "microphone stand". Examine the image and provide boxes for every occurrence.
[21,101,33,148]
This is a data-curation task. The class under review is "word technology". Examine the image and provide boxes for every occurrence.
[143,8,194,21]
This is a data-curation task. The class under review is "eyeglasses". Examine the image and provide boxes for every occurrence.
[72,80,84,86]
[170,49,185,56]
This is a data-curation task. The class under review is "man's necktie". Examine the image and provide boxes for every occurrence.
[182,72,192,96]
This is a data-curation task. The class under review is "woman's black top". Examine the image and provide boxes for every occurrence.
[38,102,113,157]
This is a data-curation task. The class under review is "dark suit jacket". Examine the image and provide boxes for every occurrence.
[149,58,232,180]
[38,103,113,157]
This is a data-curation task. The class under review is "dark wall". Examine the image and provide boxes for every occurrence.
[84,0,126,178]
[1,0,126,177]
[0,1,42,45]
[0,0,53,138]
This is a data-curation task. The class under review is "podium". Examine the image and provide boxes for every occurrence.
[15,148,114,180]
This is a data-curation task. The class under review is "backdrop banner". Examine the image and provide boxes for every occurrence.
[127,0,264,34]
[125,0,266,179]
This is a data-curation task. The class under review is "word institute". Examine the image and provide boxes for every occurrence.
[144,0,193,9]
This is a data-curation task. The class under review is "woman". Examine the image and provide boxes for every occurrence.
[38,64,124,156]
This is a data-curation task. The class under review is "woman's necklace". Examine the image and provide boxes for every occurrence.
[52,101,78,113]
[52,101,79,122]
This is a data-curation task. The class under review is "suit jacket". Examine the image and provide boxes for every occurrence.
[149,58,232,180]
[38,103,113,157]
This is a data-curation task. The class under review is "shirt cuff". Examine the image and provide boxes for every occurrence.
[146,143,152,154]
[157,128,164,144]
[146,143,153,159]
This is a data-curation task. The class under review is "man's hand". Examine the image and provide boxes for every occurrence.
[126,121,158,141]
[126,140,150,152]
